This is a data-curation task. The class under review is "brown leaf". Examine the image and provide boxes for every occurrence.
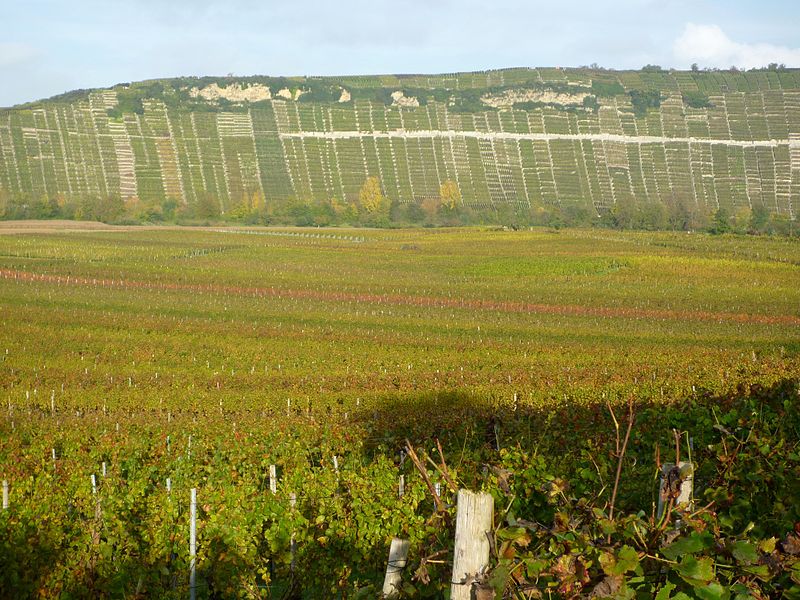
[781,533,800,555]
[489,465,513,493]
[474,583,496,600]
[590,575,623,598]
[413,562,430,585]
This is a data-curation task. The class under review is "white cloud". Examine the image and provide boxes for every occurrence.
[0,43,41,68]
[673,23,800,69]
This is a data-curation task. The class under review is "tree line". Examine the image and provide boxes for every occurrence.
[0,180,795,236]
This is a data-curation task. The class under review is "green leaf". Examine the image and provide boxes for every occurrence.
[743,564,771,580]
[496,526,527,540]
[617,545,639,573]
[654,582,676,600]
[661,531,714,561]
[489,562,512,595]
[694,582,730,600]
[674,555,715,586]
[525,558,548,579]
[600,545,639,576]
[730,541,758,565]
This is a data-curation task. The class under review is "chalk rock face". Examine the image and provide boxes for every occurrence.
[480,88,591,108]
[275,88,307,101]
[391,91,420,107]
[189,83,272,102]
[338,88,351,103]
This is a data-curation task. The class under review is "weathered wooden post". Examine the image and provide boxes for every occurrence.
[382,537,410,598]
[451,490,493,600]
[2,480,8,510]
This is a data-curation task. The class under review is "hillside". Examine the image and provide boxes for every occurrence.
[1,67,799,225]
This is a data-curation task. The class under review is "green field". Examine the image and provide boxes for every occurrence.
[1,225,799,597]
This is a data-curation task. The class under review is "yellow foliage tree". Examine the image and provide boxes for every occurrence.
[358,177,388,214]
[330,197,348,216]
[250,189,265,213]
[439,180,461,210]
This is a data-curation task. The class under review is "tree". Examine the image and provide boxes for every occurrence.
[749,204,770,234]
[195,191,220,220]
[710,206,732,234]
[358,177,388,214]
[420,196,441,222]
[162,198,178,221]
[611,195,638,229]
[691,63,699,72]
[438,180,462,210]
[640,202,668,231]
[0,188,9,218]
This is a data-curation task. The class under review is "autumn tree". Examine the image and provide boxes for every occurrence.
[358,177,388,214]
[439,180,461,210]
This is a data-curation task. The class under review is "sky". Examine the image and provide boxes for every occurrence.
[2,0,800,107]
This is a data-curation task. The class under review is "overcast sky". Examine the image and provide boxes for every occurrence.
[2,0,799,107]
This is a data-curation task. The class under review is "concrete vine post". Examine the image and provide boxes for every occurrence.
[382,537,410,598]
[190,488,197,600]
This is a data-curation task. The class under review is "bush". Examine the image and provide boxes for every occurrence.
[683,90,713,109]
[629,89,662,117]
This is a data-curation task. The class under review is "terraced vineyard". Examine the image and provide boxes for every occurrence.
[1,68,800,220]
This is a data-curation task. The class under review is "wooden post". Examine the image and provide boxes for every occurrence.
[398,475,405,498]
[91,474,97,496]
[451,490,493,600]
[269,464,277,494]
[102,462,107,478]
[52,447,56,469]
[190,488,197,600]
[166,478,171,495]
[382,538,410,598]
[2,480,8,510]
